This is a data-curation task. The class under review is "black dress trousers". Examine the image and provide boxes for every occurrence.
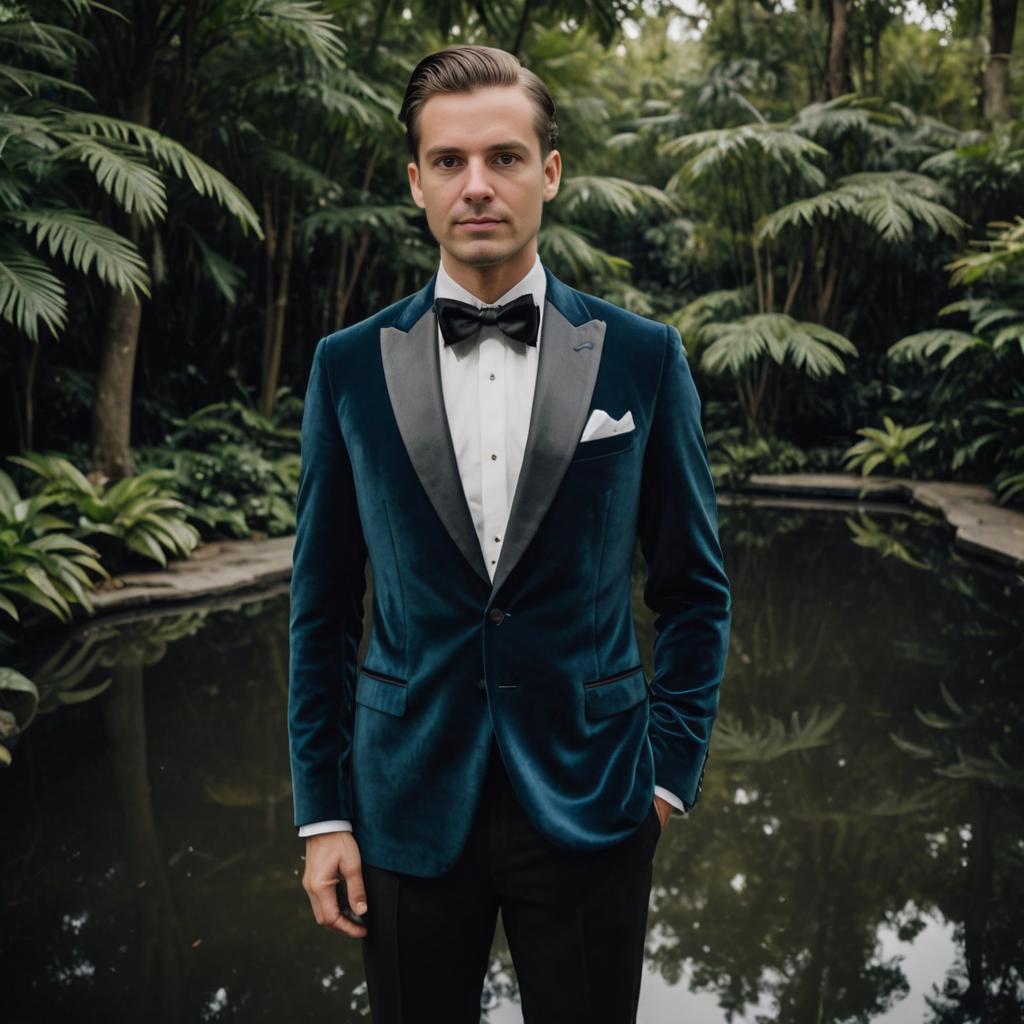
[358,738,662,1024]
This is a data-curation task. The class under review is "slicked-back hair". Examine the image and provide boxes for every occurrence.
[399,45,558,166]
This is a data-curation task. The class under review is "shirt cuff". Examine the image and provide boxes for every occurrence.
[654,785,687,816]
[298,819,353,837]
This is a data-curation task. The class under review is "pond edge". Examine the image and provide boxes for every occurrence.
[30,472,1023,631]
[728,473,1024,573]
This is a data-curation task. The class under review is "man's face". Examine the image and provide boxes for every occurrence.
[407,85,561,272]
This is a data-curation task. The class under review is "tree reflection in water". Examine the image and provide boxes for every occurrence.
[0,507,1021,1022]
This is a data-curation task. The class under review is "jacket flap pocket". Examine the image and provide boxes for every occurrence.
[355,670,407,717]
[583,666,648,720]
[571,429,635,463]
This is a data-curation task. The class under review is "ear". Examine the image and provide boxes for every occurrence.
[542,149,561,202]
[408,161,425,210]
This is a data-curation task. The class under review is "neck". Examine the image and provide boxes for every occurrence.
[440,243,537,304]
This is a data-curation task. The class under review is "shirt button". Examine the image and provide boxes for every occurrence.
[491,453,497,461]
[489,373,496,380]
[489,607,505,624]
[493,536,500,543]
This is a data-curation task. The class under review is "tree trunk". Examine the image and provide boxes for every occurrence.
[261,180,278,401]
[824,0,853,99]
[510,0,535,56]
[984,0,1019,121]
[260,184,296,418]
[15,333,39,453]
[90,74,153,480]
[102,658,185,1023]
[91,221,145,480]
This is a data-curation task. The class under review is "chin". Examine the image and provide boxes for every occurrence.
[448,241,515,266]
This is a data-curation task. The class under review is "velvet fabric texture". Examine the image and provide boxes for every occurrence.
[288,264,731,878]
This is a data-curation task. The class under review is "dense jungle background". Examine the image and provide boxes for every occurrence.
[0,0,1021,625]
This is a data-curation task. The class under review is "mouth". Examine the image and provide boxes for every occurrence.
[459,218,504,229]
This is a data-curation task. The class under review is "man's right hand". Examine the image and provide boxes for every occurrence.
[302,832,368,938]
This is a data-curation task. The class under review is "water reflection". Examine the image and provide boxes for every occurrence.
[1,507,1021,1022]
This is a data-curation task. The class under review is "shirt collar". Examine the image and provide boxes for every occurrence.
[435,252,546,313]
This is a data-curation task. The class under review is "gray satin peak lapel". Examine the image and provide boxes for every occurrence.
[380,287,607,600]
[489,302,606,599]
[380,308,491,586]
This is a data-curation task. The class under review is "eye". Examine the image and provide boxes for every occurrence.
[496,153,519,165]
[437,156,459,168]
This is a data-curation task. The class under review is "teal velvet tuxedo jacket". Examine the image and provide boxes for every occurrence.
[288,263,731,878]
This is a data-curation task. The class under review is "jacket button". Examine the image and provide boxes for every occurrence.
[488,607,505,624]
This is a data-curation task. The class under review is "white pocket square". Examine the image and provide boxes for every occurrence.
[580,408,635,442]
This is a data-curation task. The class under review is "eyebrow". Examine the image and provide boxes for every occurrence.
[423,141,531,160]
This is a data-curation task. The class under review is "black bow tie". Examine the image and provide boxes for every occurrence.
[435,293,539,349]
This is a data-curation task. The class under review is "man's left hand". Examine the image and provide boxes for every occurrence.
[653,794,672,832]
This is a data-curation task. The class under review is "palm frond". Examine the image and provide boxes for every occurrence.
[555,175,679,219]
[258,147,340,195]
[788,94,895,142]
[886,329,982,368]
[0,238,68,341]
[185,228,244,304]
[713,704,847,762]
[4,208,150,296]
[756,191,856,241]
[0,112,61,157]
[660,122,829,192]
[945,216,1024,285]
[759,170,965,245]
[0,19,93,67]
[297,203,416,245]
[699,312,857,378]
[53,131,167,224]
[537,222,631,281]
[251,0,347,69]
[670,286,757,354]
[0,63,92,99]
[58,112,261,236]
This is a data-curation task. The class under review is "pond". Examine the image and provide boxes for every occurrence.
[2,502,1022,1023]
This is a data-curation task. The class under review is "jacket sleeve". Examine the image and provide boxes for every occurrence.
[637,324,731,810]
[288,336,368,832]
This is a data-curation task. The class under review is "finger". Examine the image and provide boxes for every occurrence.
[310,879,367,938]
[340,862,368,919]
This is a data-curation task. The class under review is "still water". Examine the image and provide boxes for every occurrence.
[2,503,1022,1023]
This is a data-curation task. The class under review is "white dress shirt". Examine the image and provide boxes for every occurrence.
[298,254,685,838]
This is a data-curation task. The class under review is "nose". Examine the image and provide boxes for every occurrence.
[462,156,495,204]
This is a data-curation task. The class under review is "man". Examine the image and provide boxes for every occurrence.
[288,44,731,1023]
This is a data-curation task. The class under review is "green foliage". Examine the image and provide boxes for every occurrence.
[695,313,858,436]
[659,120,829,195]
[713,704,847,762]
[707,429,811,488]
[0,666,38,766]
[0,468,109,624]
[881,217,1024,503]
[891,681,1024,790]
[137,399,302,539]
[670,287,757,354]
[842,416,935,477]
[844,510,932,570]
[0,5,261,344]
[945,215,1024,287]
[7,452,200,570]
[757,170,966,247]
[699,313,858,379]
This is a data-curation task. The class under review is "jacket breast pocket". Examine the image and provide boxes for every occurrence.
[583,664,649,719]
[570,429,635,464]
[355,667,408,717]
